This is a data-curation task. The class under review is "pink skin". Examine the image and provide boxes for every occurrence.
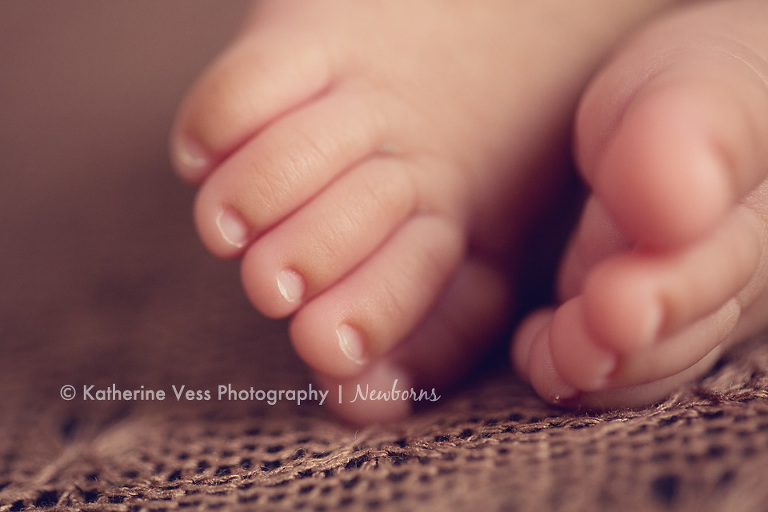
[513,0,768,409]
[171,0,689,425]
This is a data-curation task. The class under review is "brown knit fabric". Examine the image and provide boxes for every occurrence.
[3,323,768,512]
[2,2,768,511]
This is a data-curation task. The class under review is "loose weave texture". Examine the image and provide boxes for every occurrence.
[3,2,768,511]
[3,304,768,512]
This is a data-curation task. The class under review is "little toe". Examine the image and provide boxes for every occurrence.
[576,0,768,249]
[521,318,580,406]
[512,308,554,382]
[513,299,618,403]
[319,258,511,425]
[290,214,464,378]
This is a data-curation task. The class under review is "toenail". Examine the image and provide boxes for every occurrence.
[215,208,249,248]
[175,137,210,179]
[277,268,305,304]
[337,324,368,365]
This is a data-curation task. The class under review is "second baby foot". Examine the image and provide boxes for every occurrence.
[514,0,768,409]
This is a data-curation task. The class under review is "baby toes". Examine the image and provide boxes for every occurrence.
[192,88,408,259]
[239,156,417,318]
[514,0,768,410]
[514,202,768,407]
[319,259,511,425]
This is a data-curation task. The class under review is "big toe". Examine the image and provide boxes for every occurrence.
[575,0,768,250]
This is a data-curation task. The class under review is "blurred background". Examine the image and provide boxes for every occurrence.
[0,1,319,429]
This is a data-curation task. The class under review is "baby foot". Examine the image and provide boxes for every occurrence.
[171,0,680,424]
[513,0,768,408]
